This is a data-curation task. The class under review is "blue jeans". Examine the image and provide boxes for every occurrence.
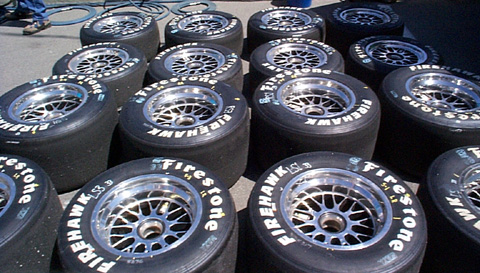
[16,0,48,22]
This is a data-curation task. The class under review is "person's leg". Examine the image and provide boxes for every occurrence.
[22,0,50,34]
[29,0,48,22]
[5,0,33,19]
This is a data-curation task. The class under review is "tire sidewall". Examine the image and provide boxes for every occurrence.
[427,146,480,246]
[380,65,480,130]
[0,75,114,140]
[165,11,242,42]
[248,6,325,37]
[348,35,441,74]
[248,152,427,272]
[53,42,147,85]
[250,38,345,78]
[328,3,403,34]
[252,69,380,137]
[119,77,248,149]
[81,12,156,42]
[147,42,242,86]
[0,155,50,249]
[57,157,236,273]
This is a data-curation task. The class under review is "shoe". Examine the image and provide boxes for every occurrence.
[5,11,33,20]
[23,20,51,35]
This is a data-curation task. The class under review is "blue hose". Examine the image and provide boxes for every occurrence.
[171,0,216,15]
[46,5,97,26]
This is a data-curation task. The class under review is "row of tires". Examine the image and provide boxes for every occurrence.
[2,147,480,272]
[5,62,479,195]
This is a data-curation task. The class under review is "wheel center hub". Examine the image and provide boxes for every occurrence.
[197,25,210,31]
[93,61,109,68]
[358,18,371,23]
[430,101,451,110]
[386,53,404,61]
[288,57,306,65]
[175,115,196,126]
[188,62,204,70]
[138,219,165,240]
[46,111,64,120]
[304,106,325,116]
[113,25,126,31]
[319,212,346,233]
[280,21,293,26]
[0,192,6,207]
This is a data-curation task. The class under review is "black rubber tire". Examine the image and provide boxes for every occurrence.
[118,77,249,188]
[0,75,118,193]
[80,11,160,61]
[247,6,326,54]
[164,11,244,56]
[248,37,344,100]
[375,66,480,179]
[418,146,480,273]
[251,69,380,170]
[247,151,427,273]
[52,42,148,109]
[0,154,63,273]
[325,2,404,56]
[56,157,238,273]
[345,35,441,91]
[147,42,243,91]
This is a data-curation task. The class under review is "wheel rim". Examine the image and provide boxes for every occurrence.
[91,174,202,258]
[461,164,480,210]
[8,83,87,123]
[178,14,228,33]
[144,86,223,128]
[261,10,312,28]
[406,73,480,111]
[277,77,355,118]
[266,43,328,70]
[280,168,392,250]
[339,8,391,25]
[68,47,129,74]
[164,48,226,75]
[0,173,15,218]
[93,15,143,34]
[365,40,428,66]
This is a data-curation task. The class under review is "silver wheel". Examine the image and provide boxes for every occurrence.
[0,173,15,218]
[280,168,392,250]
[164,48,226,75]
[144,86,223,128]
[278,77,355,118]
[261,10,312,28]
[340,8,391,25]
[91,174,202,258]
[366,40,428,66]
[93,15,143,34]
[178,14,228,33]
[406,73,480,111]
[68,47,129,74]
[8,83,88,123]
[266,43,328,70]
[461,164,480,210]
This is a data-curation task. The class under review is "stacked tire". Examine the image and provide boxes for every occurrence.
[248,152,427,273]
[420,146,480,272]
[250,69,381,170]
[56,157,238,273]
[117,77,250,188]
[0,155,62,273]
[375,66,480,178]
[247,6,326,54]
